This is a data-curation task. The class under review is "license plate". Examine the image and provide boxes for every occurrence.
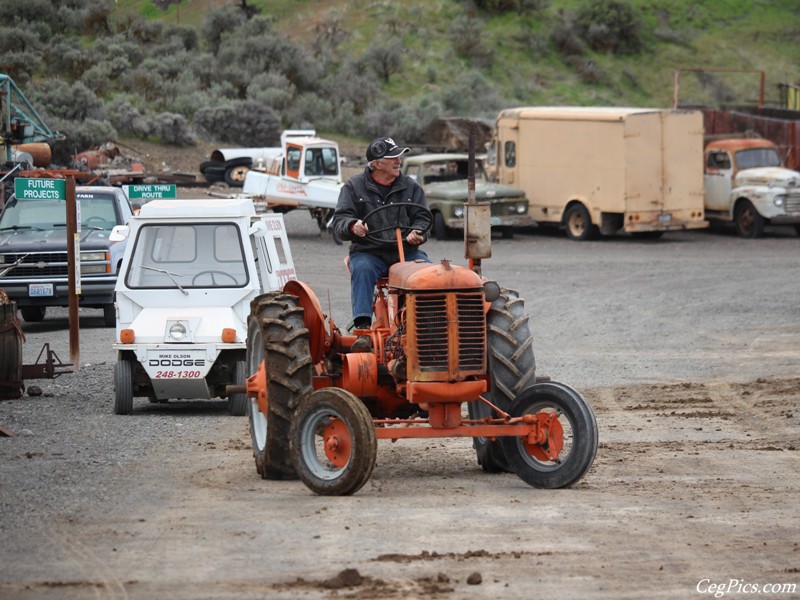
[29,283,54,297]
[658,214,672,223]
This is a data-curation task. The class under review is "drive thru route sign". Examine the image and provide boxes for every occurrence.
[123,184,177,200]
[14,177,66,200]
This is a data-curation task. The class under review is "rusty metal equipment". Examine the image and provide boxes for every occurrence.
[242,132,598,496]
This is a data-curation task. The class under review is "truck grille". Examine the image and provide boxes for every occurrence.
[785,193,800,214]
[0,251,109,278]
[410,291,486,379]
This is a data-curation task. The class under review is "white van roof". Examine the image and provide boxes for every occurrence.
[137,198,256,219]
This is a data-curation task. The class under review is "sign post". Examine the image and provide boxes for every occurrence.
[14,177,80,370]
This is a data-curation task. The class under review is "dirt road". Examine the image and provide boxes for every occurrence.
[2,214,799,599]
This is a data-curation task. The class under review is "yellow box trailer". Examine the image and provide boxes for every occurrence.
[489,107,707,240]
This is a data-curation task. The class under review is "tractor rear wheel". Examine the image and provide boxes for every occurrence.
[290,388,377,496]
[247,293,313,480]
[500,381,598,489]
[469,288,536,472]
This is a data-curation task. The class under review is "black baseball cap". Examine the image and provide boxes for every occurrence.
[366,137,410,161]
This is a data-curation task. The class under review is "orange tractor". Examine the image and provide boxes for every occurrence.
[244,200,597,496]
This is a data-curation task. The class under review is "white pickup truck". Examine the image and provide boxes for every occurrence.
[704,137,800,238]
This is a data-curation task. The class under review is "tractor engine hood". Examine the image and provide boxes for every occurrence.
[388,259,484,292]
[735,167,800,189]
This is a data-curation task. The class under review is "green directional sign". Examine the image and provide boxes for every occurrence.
[14,177,66,200]
[123,184,177,200]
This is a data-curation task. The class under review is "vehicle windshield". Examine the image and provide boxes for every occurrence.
[735,148,781,170]
[124,222,248,290]
[0,196,118,230]
[415,159,485,185]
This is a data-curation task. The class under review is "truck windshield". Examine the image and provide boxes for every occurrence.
[0,197,118,230]
[736,148,781,170]
[125,222,248,290]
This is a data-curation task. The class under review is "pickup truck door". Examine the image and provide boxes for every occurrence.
[704,151,733,212]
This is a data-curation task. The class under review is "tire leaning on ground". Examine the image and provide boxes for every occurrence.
[247,292,313,480]
[468,288,536,473]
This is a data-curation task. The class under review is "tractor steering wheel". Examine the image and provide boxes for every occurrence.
[361,202,433,247]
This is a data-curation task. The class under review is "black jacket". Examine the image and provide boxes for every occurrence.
[332,166,430,256]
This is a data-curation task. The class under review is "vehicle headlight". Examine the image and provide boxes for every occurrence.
[774,194,786,207]
[81,265,108,274]
[454,206,464,218]
[81,252,108,262]
[517,202,528,214]
[168,322,187,341]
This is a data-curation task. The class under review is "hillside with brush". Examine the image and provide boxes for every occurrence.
[2,0,799,161]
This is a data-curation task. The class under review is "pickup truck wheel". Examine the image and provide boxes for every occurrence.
[564,204,597,241]
[432,211,448,241]
[469,288,536,473]
[102,304,115,327]
[734,200,765,238]
[248,293,313,480]
[20,306,45,322]
[114,359,134,415]
[227,361,247,416]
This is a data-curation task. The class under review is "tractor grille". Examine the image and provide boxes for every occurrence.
[411,291,486,379]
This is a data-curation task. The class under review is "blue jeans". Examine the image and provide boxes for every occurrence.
[349,250,430,321]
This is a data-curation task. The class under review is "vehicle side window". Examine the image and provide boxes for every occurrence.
[707,152,731,169]
[286,147,301,173]
[504,141,516,168]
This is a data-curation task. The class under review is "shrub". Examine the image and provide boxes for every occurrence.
[107,97,151,138]
[45,36,97,80]
[194,101,281,146]
[363,38,405,84]
[149,112,197,146]
[575,0,643,55]
[285,93,335,132]
[202,6,247,55]
[28,80,105,122]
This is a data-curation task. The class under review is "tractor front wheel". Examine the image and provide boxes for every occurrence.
[247,293,313,480]
[290,388,377,496]
[500,381,598,489]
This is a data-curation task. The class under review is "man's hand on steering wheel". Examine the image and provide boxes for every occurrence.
[406,230,424,245]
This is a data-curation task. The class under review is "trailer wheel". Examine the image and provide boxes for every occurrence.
[564,203,597,241]
[227,361,247,416]
[20,306,45,322]
[734,200,765,238]
[290,388,377,496]
[501,381,598,489]
[247,293,313,480]
[469,288,536,473]
[114,359,134,415]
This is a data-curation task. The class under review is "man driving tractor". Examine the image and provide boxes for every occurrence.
[332,136,431,351]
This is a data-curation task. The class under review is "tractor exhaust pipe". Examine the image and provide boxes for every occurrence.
[464,129,491,268]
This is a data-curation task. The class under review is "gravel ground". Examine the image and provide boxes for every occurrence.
[1,211,799,599]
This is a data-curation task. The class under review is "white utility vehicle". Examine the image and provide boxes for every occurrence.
[112,198,296,415]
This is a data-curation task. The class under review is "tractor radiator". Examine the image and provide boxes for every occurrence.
[409,291,486,380]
